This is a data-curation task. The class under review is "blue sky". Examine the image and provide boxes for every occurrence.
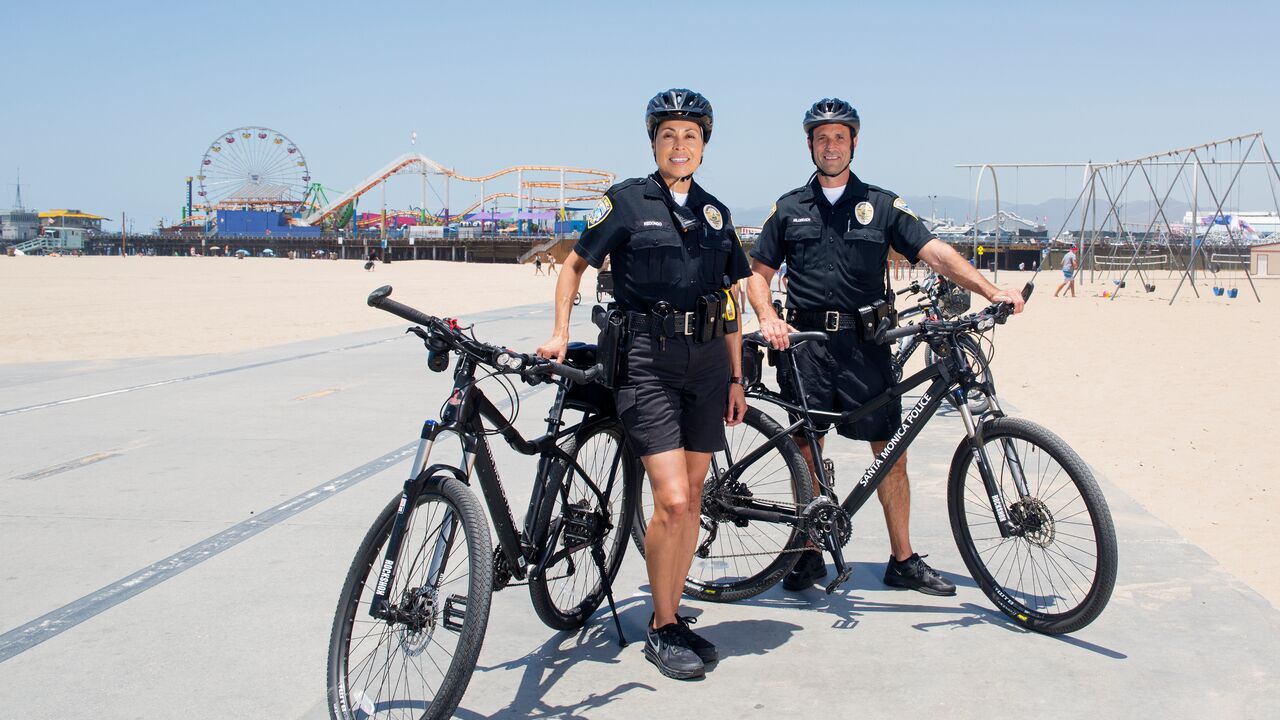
[2,0,1277,230]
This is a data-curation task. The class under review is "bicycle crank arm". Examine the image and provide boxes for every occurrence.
[823,533,852,594]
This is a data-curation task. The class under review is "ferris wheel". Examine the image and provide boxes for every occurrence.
[196,126,310,209]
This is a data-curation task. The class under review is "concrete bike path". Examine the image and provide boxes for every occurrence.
[1,302,1275,719]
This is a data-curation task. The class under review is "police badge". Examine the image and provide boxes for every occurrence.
[854,201,875,226]
[703,204,724,230]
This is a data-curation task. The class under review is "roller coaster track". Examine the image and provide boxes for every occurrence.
[298,153,613,226]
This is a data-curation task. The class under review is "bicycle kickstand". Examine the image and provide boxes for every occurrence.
[591,542,628,647]
[824,531,853,594]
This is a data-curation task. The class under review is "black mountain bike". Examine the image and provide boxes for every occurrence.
[327,286,639,720]
[635,285,1118,635]
[891,274,993,415]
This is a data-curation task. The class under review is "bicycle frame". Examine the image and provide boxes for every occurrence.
[708,331,1023,573]
[366,354,622,622]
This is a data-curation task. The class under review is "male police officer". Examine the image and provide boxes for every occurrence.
[746,98,1025,595]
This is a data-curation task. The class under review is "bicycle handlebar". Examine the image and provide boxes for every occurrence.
[875,280,1035,345]
[744,330,828,348]
[368,285,602,385]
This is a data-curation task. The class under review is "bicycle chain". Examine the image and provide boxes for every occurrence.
[694,493,830,559]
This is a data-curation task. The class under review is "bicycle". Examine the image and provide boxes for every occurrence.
[327,286,639,720]
[890,274,993,415]
[634,284,1118,635]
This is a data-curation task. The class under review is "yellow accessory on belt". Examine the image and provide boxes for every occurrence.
[721,288,737,321]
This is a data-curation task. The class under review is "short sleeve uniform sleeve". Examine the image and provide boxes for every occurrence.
[748,205,784,269]
[573,194,624,269]
[887,198,933,265]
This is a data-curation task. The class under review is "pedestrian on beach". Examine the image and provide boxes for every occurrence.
[537,88,750,681]
[534,256,544,275]
[746,97,1025,597]
[365,250,377,271]
[1054,246,1078,297]
[546,253,558,275]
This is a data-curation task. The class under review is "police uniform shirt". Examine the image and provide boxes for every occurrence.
[575,173,752,312]
[751,173,933,312]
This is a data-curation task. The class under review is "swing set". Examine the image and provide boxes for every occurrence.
[958,131,1280,304]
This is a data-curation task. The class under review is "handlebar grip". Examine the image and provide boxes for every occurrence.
[744,330,829,347]
[368,286,437,328]
[878,324,920,344]
[529,360,600,385]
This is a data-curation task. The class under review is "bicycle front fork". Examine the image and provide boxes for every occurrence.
[956,398,1025,538]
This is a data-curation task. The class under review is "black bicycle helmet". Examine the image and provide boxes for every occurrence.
[646,88,714,142]
[803,98,860,136]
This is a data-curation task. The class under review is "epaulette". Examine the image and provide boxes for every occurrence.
[607,177,649,196]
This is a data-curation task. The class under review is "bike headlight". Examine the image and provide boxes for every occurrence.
[978,317,995,331]
[495,351,511,367]
[504,354,524,371]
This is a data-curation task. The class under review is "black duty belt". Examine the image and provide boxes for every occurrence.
[788,309,860,332]
[626,310,699,336]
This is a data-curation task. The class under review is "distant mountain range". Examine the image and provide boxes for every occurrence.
[731,194,1214,232]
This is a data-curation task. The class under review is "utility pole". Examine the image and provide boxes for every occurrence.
[121,212,126,256]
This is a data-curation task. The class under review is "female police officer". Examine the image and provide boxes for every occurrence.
[537,88,751,680]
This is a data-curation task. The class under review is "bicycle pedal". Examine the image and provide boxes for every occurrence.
[824,568,853,595]
[442,594,467,631]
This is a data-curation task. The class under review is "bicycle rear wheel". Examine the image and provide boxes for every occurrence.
[631,406,814,603]
[529,417,637,630]
[327,477,492,720]
[948,417,1117,634]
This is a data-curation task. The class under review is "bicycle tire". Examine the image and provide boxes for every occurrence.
[631,406,814,603]
[927,335,993,415]
[947,417,1117,634]
[327,476,492,720]
[529,417,637,630]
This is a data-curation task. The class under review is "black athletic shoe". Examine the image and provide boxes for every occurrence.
[883,553,957,596]
[674,615,718,664]
[782,549,827,591]
[644,622,705,680]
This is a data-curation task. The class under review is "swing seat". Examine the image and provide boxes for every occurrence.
[1112,279,1126,288]
[1227,288,1239,299]
[1213,287,1224,296]
[1144,283,1156,293]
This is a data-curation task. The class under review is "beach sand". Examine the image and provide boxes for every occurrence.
[3,255,1277,607]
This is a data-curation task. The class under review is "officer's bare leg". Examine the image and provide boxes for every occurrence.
[641,449,696,628]
[870,441,912,561]
[673,450,712,609]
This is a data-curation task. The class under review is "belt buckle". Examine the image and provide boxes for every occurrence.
[824,310,840,332]
[683,311,696,336]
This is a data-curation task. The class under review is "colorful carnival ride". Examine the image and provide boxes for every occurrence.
[295,153,613,229]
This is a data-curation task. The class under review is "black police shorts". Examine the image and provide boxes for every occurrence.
[613,333,729,457]
[777,327,901,442]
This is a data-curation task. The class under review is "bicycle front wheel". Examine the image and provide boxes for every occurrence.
[327,477,493,720]
[948,417,1117,634]
[529,417,637,630]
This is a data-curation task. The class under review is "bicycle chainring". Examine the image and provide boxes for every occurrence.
[492,547,513,591]
[802,497,852,549]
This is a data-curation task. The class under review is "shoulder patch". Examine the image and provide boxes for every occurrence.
[587,196,613,229]
[764,203,777,223]
[893,197,918,220]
